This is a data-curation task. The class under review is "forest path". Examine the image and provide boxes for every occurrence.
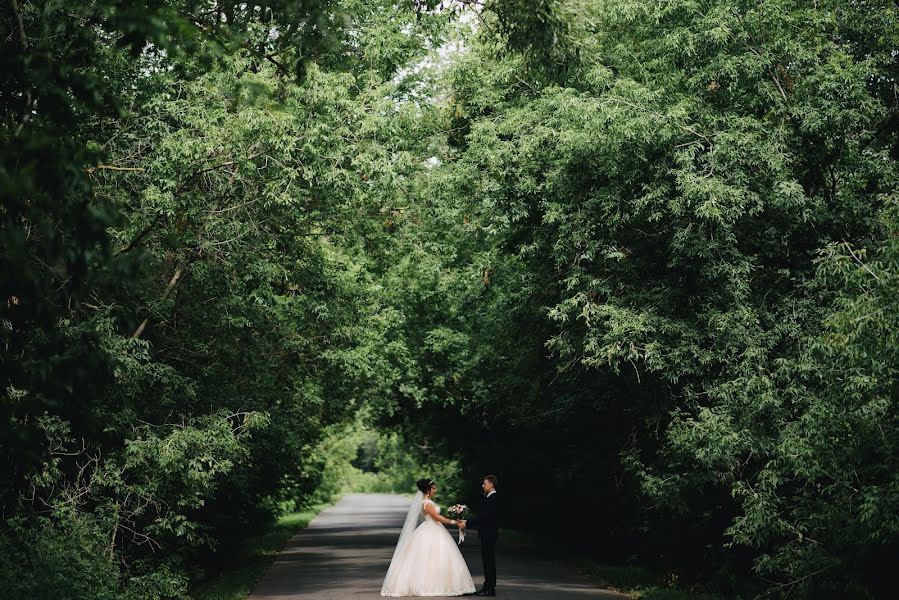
[247,493,625,600]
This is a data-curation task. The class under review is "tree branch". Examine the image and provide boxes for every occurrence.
[9,0,33,136]
[130,265,186,340]
[770,69,789,102]
[86,165,146,174]
[843,241,880,282]
[117,213,165,255]
[116,151,262,255]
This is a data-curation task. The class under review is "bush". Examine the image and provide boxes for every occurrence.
[310,417,465,503]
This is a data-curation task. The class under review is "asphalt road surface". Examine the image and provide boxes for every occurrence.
[248,493,625,600]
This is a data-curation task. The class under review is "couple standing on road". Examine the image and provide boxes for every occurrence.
[381,475,501,597]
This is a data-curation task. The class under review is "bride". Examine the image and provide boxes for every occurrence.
[381,478,477,597]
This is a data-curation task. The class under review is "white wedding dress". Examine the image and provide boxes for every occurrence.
[381,496,476,597]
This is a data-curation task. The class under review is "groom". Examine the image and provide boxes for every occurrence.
[463,475,500,596]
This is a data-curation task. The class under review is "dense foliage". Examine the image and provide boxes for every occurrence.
[2,0,447,597]
[3,1,897,598]
[370,1,899,597]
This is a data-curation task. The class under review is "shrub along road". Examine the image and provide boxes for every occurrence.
[247,493,624,599]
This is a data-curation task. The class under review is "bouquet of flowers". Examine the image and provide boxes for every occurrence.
[446,504,469,544]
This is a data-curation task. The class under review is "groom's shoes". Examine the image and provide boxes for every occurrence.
[474,589,496,596]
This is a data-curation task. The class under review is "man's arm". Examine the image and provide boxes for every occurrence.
[467,500,488,529]
[486,495,499,526]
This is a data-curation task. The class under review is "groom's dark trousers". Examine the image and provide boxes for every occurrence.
[481,536,497,591]
[469,492,500,591]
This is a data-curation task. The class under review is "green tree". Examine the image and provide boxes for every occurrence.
[2,0,452,596]
[371,0,899,596]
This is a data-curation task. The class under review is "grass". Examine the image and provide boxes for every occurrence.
[496,528,729,600]
[573,561,727,600]
[190,500,337,600]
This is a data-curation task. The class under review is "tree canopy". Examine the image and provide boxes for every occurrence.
[2,1,897,598]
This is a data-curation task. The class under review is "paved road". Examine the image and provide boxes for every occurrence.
[248,493,624,600]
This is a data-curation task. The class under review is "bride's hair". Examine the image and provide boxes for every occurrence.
[416,478,435,494]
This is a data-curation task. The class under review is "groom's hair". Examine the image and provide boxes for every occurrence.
[484,475,498,488]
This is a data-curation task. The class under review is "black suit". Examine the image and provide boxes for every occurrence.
[467,492,499,591]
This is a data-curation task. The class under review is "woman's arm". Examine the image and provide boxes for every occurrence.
[424,502,460,527]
